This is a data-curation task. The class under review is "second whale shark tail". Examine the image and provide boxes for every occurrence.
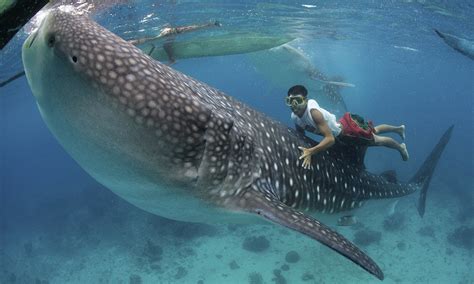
[410,125,454,217]
[434,29,446,40]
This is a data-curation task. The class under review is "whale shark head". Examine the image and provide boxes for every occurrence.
[22,7,264,226]
[22,8,218,193]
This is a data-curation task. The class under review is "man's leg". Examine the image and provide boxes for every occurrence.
[163,41,176,65]
[374,124,405,140]
[175,21,222,34]
[373,134,409,161]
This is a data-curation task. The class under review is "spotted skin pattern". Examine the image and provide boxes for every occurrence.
[23,9,453,281]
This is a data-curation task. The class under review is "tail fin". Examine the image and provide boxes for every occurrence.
[434,29,445,39]
[410,125,454,217]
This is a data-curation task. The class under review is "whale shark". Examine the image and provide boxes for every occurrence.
[248,43,353,114]
[22,8,453,280]
[435,29,474,60]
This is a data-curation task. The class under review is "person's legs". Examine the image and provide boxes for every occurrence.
[163,41,176,65]
[374,124,405,140]
[147,44,156,56]
[373,134,409,161]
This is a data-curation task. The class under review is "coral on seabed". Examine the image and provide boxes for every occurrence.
[285,251,300,263]
[383,212,406,231]
[248,272,263,284]
[418,226,436,238]
[447,226,474,251]
[242,235,270,252]
[142,239,163,263]
[354,229,382,246]
[129,274,142,284]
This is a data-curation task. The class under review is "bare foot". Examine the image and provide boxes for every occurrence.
[398,125,406,140]
[400,143,409,161]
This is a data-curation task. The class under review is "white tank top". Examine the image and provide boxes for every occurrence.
[291,99,342,136]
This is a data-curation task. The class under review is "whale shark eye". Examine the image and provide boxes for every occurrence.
[47,34,55,47]
[71,55,78,63]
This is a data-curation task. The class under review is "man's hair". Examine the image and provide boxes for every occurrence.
[287,85,308,97]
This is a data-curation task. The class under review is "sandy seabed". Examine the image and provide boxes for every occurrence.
[1,177,473,284]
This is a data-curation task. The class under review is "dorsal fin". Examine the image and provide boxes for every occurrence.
[381,170,398,183]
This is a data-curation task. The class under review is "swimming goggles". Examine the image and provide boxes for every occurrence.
[285,95,306,107]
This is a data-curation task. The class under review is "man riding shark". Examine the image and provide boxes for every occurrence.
[22,8,453,280]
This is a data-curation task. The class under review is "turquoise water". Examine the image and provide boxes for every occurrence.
[1,1,473,283]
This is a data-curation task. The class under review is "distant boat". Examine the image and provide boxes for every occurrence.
[137,32,295,62]
[1,31,294,88]
[0,0,131,49]
[0,0,48,49]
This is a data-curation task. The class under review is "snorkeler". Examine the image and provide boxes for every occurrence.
[129,21,221,45]
[286,85,408,169]
[129,20,222,64]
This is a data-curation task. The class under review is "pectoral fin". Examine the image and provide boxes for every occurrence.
[233,183,384,280]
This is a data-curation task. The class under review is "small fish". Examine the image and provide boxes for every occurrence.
[337,215,358,226]
[317,79,356,88]
[393,45,420,52]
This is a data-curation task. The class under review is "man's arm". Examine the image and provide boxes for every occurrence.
[298,109,335,169]
[307,109,335,154]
